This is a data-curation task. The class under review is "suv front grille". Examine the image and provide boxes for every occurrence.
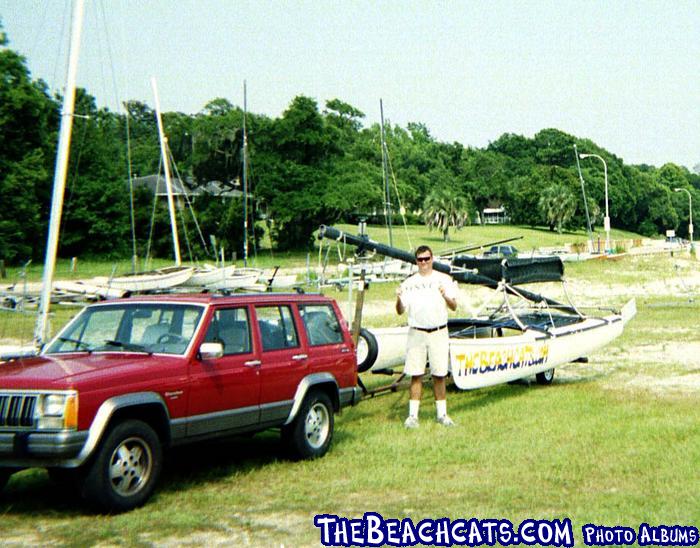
[0,394,37,428]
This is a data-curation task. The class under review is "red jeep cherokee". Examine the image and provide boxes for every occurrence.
[0,293,359,512]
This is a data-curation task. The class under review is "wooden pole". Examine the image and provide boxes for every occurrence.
[351,270,367,345]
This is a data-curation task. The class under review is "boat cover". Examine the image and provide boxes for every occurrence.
[451,255,564,285]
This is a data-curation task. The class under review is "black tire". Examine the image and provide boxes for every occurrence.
[82,420,163,513]
[282,391,334,460]
[536,368,555,385]
[356,328,378,373]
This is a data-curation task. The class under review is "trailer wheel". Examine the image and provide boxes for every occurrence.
[356,328,378,373]
[536,368,555,385]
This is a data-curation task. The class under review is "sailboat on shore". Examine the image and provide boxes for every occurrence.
[319,225,636,388]
[88,77,196,294]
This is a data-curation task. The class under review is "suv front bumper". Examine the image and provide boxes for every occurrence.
[0,430,88,467]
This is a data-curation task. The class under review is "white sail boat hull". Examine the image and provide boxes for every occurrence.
[92,266,194,292]
[205,271,260,290]
[362,300,635,389]
[450,314,624,390]
[184,264,238,286]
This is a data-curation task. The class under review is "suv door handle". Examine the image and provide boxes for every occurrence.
[341,347,350,353]
[292,354,308,361]
[244,360,261,367]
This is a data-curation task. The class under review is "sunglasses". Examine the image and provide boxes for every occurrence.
[416,256,432,263]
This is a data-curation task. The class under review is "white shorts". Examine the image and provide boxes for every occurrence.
[403,327,450,377]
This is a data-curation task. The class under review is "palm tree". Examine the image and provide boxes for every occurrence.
[538,183,577,233]
[423,187,472,241]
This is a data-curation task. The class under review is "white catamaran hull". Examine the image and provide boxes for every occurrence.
[450,314,623,390]
[357,326,409,372]
[362,299,635,389]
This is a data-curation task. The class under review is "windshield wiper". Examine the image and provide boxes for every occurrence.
[103,340,151,354]
[57,336,92,353]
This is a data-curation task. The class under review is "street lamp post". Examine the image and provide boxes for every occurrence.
[674,187,693,251]
[579,153,610,253]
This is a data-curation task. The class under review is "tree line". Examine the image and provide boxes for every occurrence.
[1,27,699,265]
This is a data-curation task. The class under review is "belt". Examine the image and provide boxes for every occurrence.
[412,324,447,333]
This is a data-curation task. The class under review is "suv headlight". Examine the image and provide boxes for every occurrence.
[36,392,78,430]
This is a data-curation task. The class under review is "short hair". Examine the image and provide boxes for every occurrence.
[415,245,433,258]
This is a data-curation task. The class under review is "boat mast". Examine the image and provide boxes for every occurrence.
[151,77,181,266]
[380,99,393,247]
[35,0,85,346]
[242,81,249,266]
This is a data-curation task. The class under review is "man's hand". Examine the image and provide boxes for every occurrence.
[440,285,458,311]
[395,286,405,315]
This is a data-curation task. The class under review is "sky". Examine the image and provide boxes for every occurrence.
[2,0,699,169]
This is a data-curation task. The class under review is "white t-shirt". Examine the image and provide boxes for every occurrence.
[399,270,458,329]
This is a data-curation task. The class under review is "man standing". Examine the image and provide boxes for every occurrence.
[396,245,458,428]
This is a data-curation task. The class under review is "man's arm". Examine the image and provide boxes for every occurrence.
[396,287,405,315]
[439,285,458,311]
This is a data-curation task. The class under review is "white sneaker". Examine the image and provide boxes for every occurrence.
[404,416,419,429]
[436,415,455,427]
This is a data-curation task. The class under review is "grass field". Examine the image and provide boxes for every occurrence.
[0,226,698,546]
[0,222,646,284]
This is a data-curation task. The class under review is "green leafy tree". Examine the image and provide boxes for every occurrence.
[324,98,364,150]
[0,26,56,262]
[60,90,131,257]
[538,183,577,233]
[533,128,577,167]
[272,96,331,165]
[631,172,679,236]
[122,100,159,177]
[190,98,244,186]
[460,149,510,219]
[256,96,344,249]
[506,173,542,226]
[423,186,472,241]
[487,133,536,163]
[0,150,46,261]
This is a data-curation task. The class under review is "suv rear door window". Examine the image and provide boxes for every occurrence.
[301,304,344,346]
[205,307,251,355]
[255,305,299,351]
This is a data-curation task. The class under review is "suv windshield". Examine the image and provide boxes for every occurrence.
[44,303,205,355]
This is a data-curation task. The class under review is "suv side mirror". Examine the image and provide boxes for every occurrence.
[199,342,224,360]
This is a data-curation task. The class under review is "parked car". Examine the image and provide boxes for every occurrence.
[0,293,360,512]
[483,245,518,258]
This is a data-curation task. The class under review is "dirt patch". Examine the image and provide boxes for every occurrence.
[555,341,700,391]
[141,512,314,547]
[0,534,48,547]
[619,373,700,394]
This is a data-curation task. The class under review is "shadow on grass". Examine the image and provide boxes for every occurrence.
[343,373,562,424]
[0,468,86,515]
[0,425,361,515]
[0,375,599,515]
